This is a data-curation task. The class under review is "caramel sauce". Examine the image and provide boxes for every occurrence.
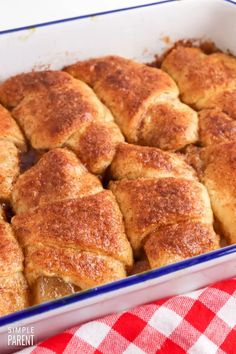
[32,276,81,305]
[128,260,150,276]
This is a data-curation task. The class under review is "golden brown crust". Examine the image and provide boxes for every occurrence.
[145,221,220,269]
[199,108,236,146]
[0,70,73,108]
[12,148,103,214]
[110,143,196,180]
[202,142,236,244]
[0,273,28,316]
[0,140,20,201]
[184,145,204,180]
[109,178,213,253]
[162,46,236,110]
[0,220,28,315]
[0,105,26,150]
[2,70,122,173]
[137,99,198,150]
[12,80,111,149]
[12,191,133,267]
[0,220,24,276]
[66,121,124,175]
[65,56,198,149]
[206,90,236,119]
[25,245,126,289]
[65,56,178,123]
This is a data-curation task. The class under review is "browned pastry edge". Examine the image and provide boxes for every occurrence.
[110,142,197,181]
[202,141,236,245]
[0,70,124,175]
[109,177,213,254]
[65,55,199,150]
[199,108,236,147]
[0,70,73,108]
[12,190,133,267]
[144,221,220,269]
[0,273,29,316]
[25,244,126,289]
[161,46,236,110]
[12,148,103,214]
[0,220,28,316]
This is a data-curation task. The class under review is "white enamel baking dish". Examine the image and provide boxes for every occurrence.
[1,0,236,352]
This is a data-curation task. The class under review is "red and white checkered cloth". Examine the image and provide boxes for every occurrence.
[20,278,236,354]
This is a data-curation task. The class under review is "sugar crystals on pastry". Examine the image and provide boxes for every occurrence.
[109,142,219,266]
[12,148,103,214]
[0,104,26,150]
[109,177,213,254]
[202,141,236,245]
[110,142,197,181]
[0,71,124,174]
[13,191,133,303]
[0,104,26,201]
[65,56,198,150]
[145,221,219,269]
[0,220,28,316]
[199,108,236,146]
[162,46,236,111]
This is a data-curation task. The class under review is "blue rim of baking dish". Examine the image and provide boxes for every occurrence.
[1,245,236,327]
[0,0,236,327]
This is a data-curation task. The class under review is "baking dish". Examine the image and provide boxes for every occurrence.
[1,0,236,351]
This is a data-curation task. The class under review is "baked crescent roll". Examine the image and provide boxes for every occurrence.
[0,104,25,150]
[202,142,236,244]
[66,120,124,175]
[0,140,20,201]
[0,104,26,201]
[65,56,198,150]
[206,90,236,120]
[11,79,113,149]
[162,46,236,111]
[110,143,196,181]
[12,191,133,303]
[25,245,126,291]
[144,221,219,269]
[0,71,124,174]
[199,108,236,146]
[0,70,73,109]
[11,141,133,304]
[0,220,28,316]
[12,148,103,214]
[109,177,213,254]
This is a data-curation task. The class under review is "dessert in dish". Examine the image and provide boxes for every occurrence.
[0,43,236,316]
[0,71,124,175]
[12,148,133,305]
[161,45,236,245]
[109,143,219,259]
[65,56,198,150]
[0,216,28,316]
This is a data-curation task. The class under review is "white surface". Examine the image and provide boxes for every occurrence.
[0,0,158,31]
